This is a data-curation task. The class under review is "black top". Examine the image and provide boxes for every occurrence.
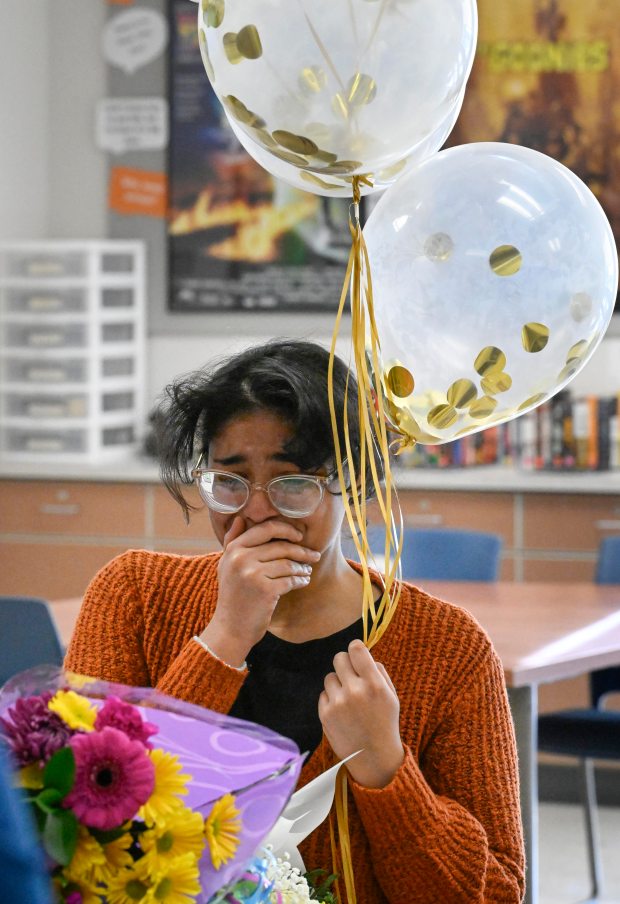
[229,618,365,756]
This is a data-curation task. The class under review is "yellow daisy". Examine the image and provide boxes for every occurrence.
[55,872,103,904]
[138,749,190,825]
[100,832,135,878]
[105,857,153,904]
[141,805,206,871]
[18,763,44,789]
[150,853,201,903]
[48,689,97,731]
[204,793,242,869]
[67,825,107,883]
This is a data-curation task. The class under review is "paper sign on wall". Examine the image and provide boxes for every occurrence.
[97,98,168,154]
[109,167,167,217]
[102,8,168,74]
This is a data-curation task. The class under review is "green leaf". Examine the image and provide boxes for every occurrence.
[42,808,78,866]
[43,747,75,797]
[230,880,258,896]
[34,788,63,814]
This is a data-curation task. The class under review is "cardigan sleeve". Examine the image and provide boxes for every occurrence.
[63,552,247,712]
[349,645,525,903]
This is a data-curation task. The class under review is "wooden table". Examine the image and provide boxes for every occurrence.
[420,580,620,904]
[52,581,620,904]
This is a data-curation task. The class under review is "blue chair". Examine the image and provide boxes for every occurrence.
[400,527,503,582]
[0,596,63,687]
[342,526,503,582]
[0,744,53,903]
[537,537,620,902]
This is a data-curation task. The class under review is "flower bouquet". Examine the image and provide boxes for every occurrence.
[0,666,328,904]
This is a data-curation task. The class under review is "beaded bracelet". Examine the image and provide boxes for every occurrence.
[192,635,247,672]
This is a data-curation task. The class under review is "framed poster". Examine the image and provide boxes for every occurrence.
[448,0,620,309]
[167,0,355,313]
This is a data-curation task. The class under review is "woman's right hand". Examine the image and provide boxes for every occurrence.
[198,515,321,667]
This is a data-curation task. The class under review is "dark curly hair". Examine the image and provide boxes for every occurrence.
[157,338,373,520]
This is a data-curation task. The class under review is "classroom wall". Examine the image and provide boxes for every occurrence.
[3,0,619,412]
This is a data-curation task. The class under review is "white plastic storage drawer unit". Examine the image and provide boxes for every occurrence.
[0,241,146,462]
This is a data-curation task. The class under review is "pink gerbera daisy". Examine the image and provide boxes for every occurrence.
[63,726,155,830]
[94,696,158,749]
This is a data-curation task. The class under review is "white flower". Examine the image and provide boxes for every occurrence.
[265,848,316,904]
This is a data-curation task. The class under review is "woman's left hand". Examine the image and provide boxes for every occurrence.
[318,639,405,789]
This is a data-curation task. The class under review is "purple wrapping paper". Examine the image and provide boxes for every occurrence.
[0,666,305,901]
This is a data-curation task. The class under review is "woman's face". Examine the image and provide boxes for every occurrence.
[206,409,346,555]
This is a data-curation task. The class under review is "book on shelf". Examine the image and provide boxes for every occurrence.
[395,391,620,472]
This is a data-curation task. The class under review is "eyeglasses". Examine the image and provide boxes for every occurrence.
[191,453,342,518]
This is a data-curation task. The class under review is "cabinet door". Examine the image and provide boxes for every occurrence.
[0,480,148,599]
[396,490,515,544]
[523,493,620,551]
[0,542,131,599]
[0,480,146,536]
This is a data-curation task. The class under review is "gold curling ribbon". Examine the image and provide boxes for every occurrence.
[327,176,409,904]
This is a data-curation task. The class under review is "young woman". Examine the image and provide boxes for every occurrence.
[65,339,525,902]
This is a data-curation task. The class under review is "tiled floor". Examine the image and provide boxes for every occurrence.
[539,802,620,903]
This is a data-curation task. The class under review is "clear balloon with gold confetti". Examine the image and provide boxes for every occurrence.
[196,0,477,185]
[222,89,466,198]
[362,142,619,447]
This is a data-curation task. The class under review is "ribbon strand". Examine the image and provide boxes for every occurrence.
[327,176,407,904]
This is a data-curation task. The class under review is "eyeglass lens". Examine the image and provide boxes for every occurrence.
[198,472,323,516]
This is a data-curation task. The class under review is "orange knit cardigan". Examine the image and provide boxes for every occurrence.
[65,550,525,903]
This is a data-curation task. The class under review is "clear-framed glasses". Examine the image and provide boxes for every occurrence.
[191,453,342,518]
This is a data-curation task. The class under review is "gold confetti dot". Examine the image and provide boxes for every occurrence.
[386,365,415,398]
[307,149,338,165]
[272,131,319,156]
[347,73,377,106]
[474,346,506,376]
[566,339,588,363]
[427,404,458,429]
[518,393,546,411]
[223,32,242,64]
[481,371,513,394]
[469,396,498,419]
[198,30,215,82]
[223,25,262,64]
[248,127,278,149]
[270,147,310,167]
[447,379,477,409]
[222,96,264,128]
[522,322,550,353]
[558,363,579,382]
[316,160,362,175]
[424,233,454,262]
[236,24,262,59]
[202,0,224,28]
[490,244,522,276]
[300,171,342,191]
[299,66,327,95]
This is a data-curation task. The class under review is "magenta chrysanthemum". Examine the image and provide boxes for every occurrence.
[94,696,158,749]
[0,693,73,767]
[65,893,83,904]
[63,726,155,830]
